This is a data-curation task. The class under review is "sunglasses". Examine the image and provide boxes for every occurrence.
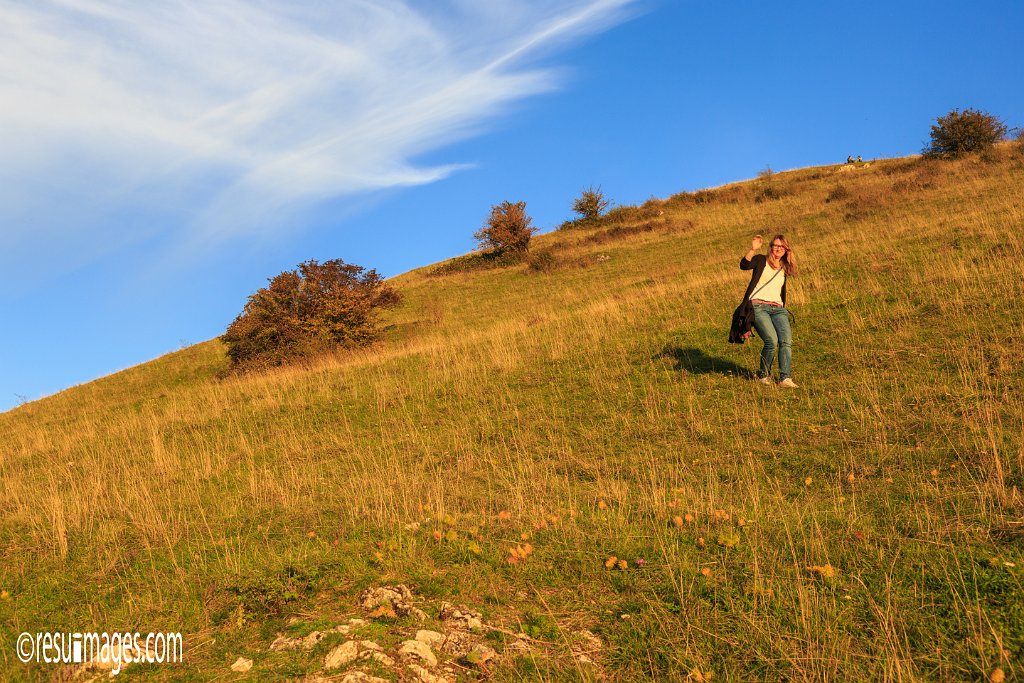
[771,244,787,250]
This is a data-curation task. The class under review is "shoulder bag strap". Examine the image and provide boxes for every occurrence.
[750,265,784,300]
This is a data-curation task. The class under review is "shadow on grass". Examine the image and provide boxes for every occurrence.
[659,345,753,378]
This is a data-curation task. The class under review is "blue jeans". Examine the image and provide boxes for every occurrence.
[752,304,792,380]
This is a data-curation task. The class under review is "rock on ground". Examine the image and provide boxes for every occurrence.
[359,585,427,621]
[408,663,451,683]
[398,639,438,667]
[340,673,389,683]
[323,641,360,669]
[270,630,325,651]
[415,629,445,647]
[438,601,484,631]
[364,651,395,667]
[437,629,474,658]
[324,640,385,670]
[230,656,253,673]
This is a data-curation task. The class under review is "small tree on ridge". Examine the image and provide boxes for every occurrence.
[221,259,400,371]
[571,185,611,222]
[924,108,1008,158]
[474,201,536,255]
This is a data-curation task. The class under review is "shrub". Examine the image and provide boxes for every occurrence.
[571,185,611,222]
[474,201,536,255]
[892,161,941,193]
[677,185,748,205]
[430,248,529,276]
[880,158,919,176]
[842,184,891,221]
[691,190,717,204]
[825,185,849,203]
[527,247,558,273]
[584,222,656,245]
[754,185,787,203]
[979,147,1004,164]
[923,108,1008,158]
[604,203,662,224]
[753,165,789,203]
[222,259,400,371]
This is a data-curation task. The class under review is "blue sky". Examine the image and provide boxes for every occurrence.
[2,0,1022,412]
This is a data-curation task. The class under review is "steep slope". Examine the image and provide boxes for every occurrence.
[2,149,1022,680]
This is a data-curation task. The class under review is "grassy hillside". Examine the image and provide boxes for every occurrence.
[2,148,1022,681]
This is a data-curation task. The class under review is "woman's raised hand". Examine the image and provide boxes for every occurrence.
[752,235,763,251]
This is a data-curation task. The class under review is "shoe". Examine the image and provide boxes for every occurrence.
[778,378,799,388]
[757,376,773,385]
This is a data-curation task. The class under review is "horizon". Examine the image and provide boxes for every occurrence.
[3,0,1023,412]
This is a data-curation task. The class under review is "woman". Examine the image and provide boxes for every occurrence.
[740,234,798,387]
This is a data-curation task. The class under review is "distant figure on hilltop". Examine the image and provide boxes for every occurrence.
[846,155,853,164]
[857,155,863,163]
[731,234,798,387]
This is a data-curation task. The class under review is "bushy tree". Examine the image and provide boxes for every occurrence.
[222,259,400,370]
[571,185,611,222]
[474,201,536,255]
[924,108,1008,158]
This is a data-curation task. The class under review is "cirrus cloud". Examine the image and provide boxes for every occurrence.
[0,0,639,268]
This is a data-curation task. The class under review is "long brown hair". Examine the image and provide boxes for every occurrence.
[768,234,797,277]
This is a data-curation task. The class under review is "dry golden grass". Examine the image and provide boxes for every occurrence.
[1,149,1022,680]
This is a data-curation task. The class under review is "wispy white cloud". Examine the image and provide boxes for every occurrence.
[0,0,638,262]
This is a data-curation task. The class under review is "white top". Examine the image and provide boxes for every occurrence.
[749,263,785,305]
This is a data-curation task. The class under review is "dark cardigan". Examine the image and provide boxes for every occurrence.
[728,254,787,344]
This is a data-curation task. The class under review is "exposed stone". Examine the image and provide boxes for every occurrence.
[360,585,411,607]
[436,629,473,657]
[340,673,389,683]
[359,585,427,621]
[408,663,450,683]
[230,657,253,673]
[399,639,438,667]
[438,602,484,631]
[359,640,382,651]
[415,630,445,647]
[363,651,395,667]
[324,641,360,669]
[269,630,325,651]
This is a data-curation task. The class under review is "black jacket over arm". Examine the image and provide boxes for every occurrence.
[729,254,787,344]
